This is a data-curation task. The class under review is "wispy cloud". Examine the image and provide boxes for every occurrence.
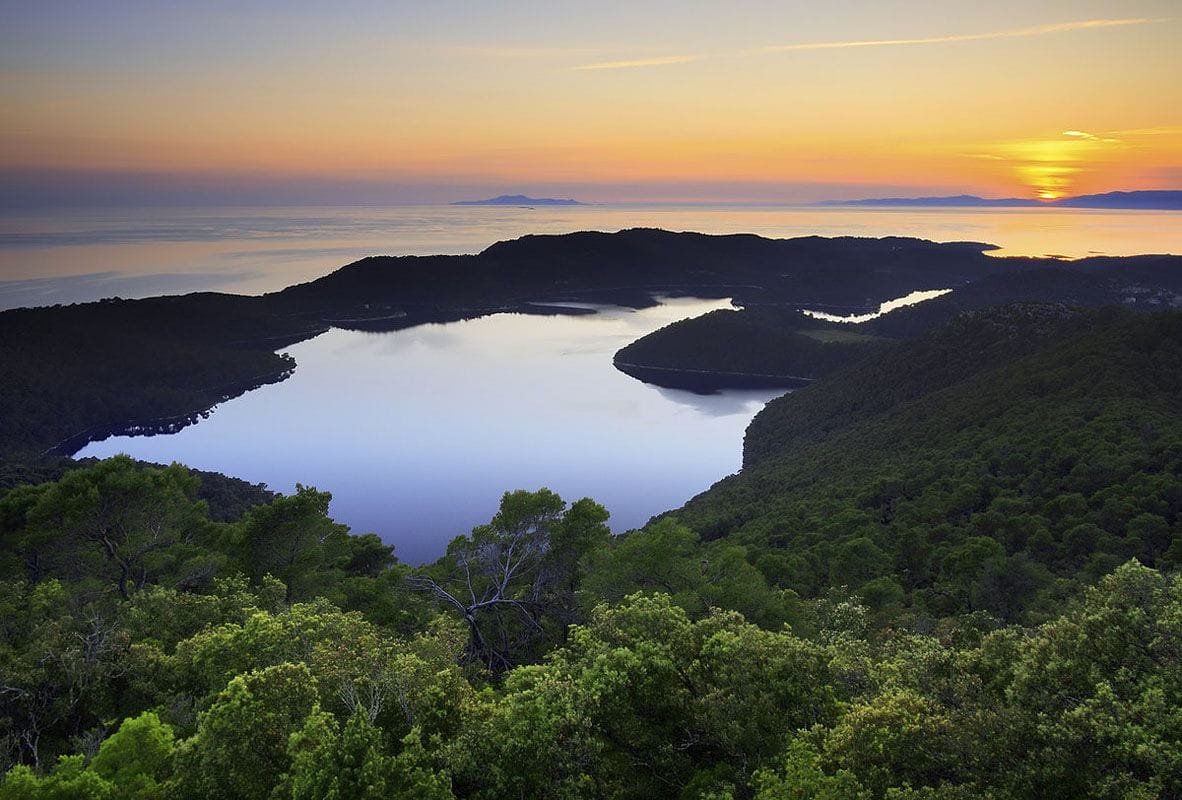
[568,18,1158,71]
[569,55,701,71]
[1063,130,1120,143]
[749,18,1155,54]
[1107,126,1182,137]
[445,45,599,59]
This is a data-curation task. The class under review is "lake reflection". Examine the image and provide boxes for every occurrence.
[79,298,785,563]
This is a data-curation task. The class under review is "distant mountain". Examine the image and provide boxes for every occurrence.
[825,190,1182,210]
[1053,190,1182,210]
[451,194,583,206]
[824,194,1036,208]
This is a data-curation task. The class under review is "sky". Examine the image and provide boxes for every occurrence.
[2,0,1180,205]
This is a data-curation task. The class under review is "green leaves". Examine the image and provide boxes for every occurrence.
[174,663,318,800]
[89,712,176,799]
[286,710,452,800]
[413,489,610,672]
[234,486,351,604]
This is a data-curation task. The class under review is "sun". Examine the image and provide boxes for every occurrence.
[1038,190,1061,201]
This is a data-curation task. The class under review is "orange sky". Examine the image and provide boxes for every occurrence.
[2,2,1179,203]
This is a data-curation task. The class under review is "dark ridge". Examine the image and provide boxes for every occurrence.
[742,302,1096,468]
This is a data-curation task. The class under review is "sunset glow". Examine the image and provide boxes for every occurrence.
[1,1,1179,205]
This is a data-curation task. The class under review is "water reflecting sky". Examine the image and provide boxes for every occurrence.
[2,205,1178,309]
[79,298,784,563]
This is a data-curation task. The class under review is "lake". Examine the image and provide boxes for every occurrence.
[78,297,784,563]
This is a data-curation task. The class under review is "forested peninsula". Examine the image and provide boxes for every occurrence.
[3,230,1182,798]
[614,253,1182,391]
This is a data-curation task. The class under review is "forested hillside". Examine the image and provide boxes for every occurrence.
[2,305,1181,798]
[676,306,1182,620]
[0,295,324,461]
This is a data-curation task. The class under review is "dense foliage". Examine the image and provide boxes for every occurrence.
[1,480,1180,800]
[676,307,1182,622]
[0,294,322,460]
[614,307,888,390]
[1,304,1180,798]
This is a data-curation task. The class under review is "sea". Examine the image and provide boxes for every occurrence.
[2,204,1179,311]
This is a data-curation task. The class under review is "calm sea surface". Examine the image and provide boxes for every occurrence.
[15,204,1182,562]
[2,204,1179,310]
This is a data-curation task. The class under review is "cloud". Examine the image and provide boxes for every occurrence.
[1063,130,1120,143]
[980,128,1137,198]
[1107,126,1182,137]
[569,18,1158,70]
[569,55,701,71]
[749,18,1155,54]
[445,45,598,59]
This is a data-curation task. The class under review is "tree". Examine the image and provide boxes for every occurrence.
[234,486,350,603]
[286,709,453,800]
[410,489,609,671]
[0,580,127,770]
[583,518,792,627]
[752,739,870,800]
[287,708,391,800]
[25,457,211,599]
[88,711,175,799]
[0,756,113,800]
[174,662,318,800]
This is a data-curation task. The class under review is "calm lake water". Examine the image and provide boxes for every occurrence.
[2,204,1179,309]
[78,298,783,563]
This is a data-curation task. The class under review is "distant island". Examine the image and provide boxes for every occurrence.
[451,194,583,206]
[824,189,1182,210]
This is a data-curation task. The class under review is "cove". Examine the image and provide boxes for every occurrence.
[79,298,785,563]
